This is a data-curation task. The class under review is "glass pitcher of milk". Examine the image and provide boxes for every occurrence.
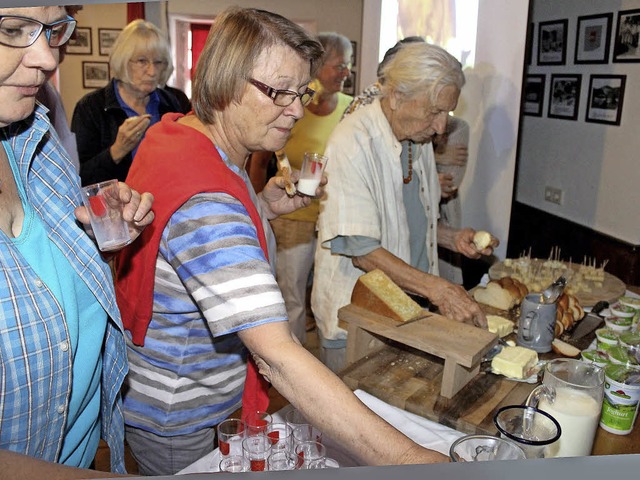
[526,358,604,457]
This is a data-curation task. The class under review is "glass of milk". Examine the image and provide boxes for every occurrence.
[527,359,604,457]
[296,152,328,197]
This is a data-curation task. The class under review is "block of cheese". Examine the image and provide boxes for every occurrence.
[351,269,423,322]
[486,315,514,337]
[491,346,538,379]
[473,282,518,310]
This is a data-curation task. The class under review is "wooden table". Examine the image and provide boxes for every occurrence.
[339,341,640,456]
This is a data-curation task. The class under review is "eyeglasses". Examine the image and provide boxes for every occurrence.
[0,15,76,48]
[129,57,168,70]
[248,78,315,107]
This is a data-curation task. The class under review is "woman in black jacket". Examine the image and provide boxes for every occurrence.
[72,20,189,186]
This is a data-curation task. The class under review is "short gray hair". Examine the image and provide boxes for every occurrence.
[109,19,173,86]
[316,32,352,69]
[379,42,464,104]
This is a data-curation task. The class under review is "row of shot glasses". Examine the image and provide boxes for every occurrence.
[217,409,338,472]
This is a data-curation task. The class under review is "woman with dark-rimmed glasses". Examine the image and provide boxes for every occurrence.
[0,6,154,478]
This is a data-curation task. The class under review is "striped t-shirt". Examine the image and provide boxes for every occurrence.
[122,187,287,435]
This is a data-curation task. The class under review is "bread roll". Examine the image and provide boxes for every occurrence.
[473,282,518,310]
[350,269,423,322]
[494,277,528,302]
[560,311,574,330]
[558,293,569,311]
[473,231,492,250]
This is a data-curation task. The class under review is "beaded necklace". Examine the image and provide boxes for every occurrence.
[403,142,413,184]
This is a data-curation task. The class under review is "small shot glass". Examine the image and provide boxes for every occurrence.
[219,455,250,473]
[216,418,246,457]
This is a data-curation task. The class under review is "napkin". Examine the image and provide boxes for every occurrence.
[240,356,270,422]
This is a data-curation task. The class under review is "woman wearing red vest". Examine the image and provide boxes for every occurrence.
[116,7,448,475]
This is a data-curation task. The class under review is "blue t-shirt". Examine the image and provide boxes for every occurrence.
[9,149,107,468]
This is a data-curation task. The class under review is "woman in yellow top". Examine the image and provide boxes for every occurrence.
[270,32,353,342]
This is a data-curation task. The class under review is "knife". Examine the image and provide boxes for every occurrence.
[566,300,608,349]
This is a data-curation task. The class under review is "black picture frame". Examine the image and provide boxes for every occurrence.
[82,61,110,89]
[538,19,568,65]
[98,28,121,56]
[585,74,626,126]
[66,27,92,55]
[350,40,357,67]
[526,23,534,66]
[548,74,581,120]
[575,13,613,64]
[612,9,640,62]
[523,74,545,117]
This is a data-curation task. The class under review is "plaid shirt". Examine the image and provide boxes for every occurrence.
[0,105,128,473]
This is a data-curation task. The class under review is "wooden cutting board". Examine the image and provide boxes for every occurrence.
[339,343,640,456]
[489,258,626,307]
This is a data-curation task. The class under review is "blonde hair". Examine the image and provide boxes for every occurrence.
[380,42,464,104]
[192,7,323,124]
[109,19,173,86]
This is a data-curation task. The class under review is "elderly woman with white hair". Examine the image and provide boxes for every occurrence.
[312,42,498,369]
[71,19,188,186]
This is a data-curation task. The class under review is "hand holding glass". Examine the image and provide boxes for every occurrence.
[296,152,327,197]
[81,179,131,251]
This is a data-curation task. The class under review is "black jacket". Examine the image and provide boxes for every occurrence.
[71,79,189,186]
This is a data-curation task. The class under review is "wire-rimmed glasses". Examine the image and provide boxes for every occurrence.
[0,15,76,48]
[129,57,168,70]
[248,78,315,107]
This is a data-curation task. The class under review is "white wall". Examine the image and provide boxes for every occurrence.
[518,0,640,245]
[362,0,529,260]
[166,0,363,39]
[457,0,529,260]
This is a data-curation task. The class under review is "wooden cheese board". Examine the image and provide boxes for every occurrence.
[489,258,626,307]
[337,304,497,399]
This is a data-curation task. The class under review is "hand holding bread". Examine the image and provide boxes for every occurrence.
[452,228,499,259]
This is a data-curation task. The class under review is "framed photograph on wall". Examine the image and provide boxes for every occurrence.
[526,23,534,66]
[523,74,545,117]
[66,27,92,55]
[98,28,121,56]
[575,13,613,64]
[585,74,626,125]
[342,71,356,96]
[548,74,581,120]
[350,41,357,67]
[538,19,568,65]
[82,61,110,89]
[612,9,640,62]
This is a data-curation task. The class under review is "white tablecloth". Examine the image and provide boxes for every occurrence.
[178,389,465,474]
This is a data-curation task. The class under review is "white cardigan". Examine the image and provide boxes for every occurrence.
[312,98,441,341]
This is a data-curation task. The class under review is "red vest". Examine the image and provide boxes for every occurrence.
[116,112,269,416]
